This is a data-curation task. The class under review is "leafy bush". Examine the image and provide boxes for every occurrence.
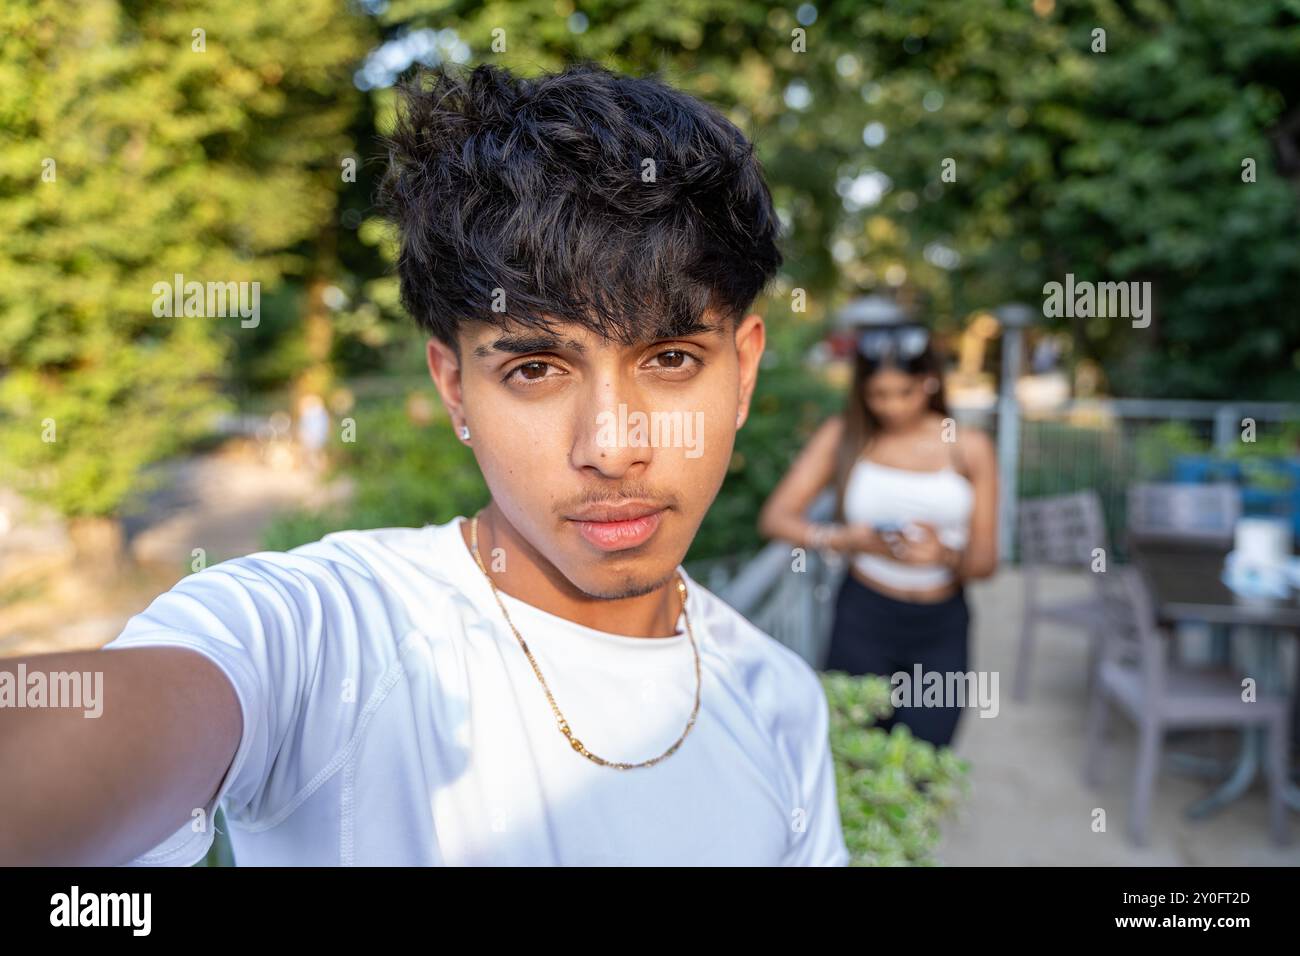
[822,671,970,866]
[1131,420,1207,481]
[260,396,489,552]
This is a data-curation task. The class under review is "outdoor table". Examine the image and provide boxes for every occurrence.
[1128,536,1300,818]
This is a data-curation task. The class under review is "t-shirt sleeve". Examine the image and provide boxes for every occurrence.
[780,669,850,866]
[99,556,330,866]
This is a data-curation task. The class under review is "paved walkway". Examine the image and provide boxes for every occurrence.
[938,568,1300,865]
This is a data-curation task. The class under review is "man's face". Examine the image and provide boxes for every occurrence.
[427,310,765,600]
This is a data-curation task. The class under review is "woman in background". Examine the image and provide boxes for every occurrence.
[758,322,999,747]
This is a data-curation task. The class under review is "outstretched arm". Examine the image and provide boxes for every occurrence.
[0,646,241,865]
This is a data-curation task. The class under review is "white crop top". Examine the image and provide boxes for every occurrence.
[841,458,974,591]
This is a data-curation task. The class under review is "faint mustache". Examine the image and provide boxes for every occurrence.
[558,486,677,516]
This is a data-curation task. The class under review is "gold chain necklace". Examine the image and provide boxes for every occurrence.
[469,512,702,769]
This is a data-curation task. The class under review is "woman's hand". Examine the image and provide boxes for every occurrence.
[839,523,884,555]
[890,522,957,566]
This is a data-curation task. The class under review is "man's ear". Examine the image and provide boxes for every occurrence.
[733,313,766,430]
[426,338,469,438]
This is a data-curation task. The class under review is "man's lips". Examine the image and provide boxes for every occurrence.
[567,501,666,523]
[567,503,667,552]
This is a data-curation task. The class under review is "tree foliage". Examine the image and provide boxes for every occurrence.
[0,0,373,515]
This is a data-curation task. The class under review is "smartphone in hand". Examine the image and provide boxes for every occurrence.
[874,521,904,551]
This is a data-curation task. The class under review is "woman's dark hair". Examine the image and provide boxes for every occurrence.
[379,61,783,350]
[831,323,951,522]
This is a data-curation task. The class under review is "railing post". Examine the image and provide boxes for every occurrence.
[995,303,1035,563]
[1213,405,1237,454]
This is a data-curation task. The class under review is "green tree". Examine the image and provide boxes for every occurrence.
[806,0,1300,397]
[0,0,373,541]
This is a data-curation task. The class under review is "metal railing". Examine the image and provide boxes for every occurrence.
[699,490,842,668]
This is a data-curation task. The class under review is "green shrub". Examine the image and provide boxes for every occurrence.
[1132,420,1205,481]
[822,671,970,866]
[260,396,489,552]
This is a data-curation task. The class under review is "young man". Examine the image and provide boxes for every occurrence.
[0,62,849,866]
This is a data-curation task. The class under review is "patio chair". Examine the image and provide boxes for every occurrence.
[1014,491,1117,701]
[1127,481,1241,668]
[1082,565,1291,846]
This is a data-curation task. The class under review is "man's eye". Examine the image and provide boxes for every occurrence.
[504,360,557,384]
[648,349,700,371]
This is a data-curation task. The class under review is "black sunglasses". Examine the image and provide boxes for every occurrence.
[856,325,930,362]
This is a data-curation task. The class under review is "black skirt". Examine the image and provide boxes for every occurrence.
[823,572,972,747]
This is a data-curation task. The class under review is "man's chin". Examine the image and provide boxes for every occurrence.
[564,559,682,602]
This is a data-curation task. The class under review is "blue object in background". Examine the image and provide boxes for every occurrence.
[1170,454,1239,484]
[1171,454,1300,539]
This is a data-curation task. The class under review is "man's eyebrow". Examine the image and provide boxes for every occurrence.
[470,318,726,359]
[649,317,726,339]
[473,335,587,358]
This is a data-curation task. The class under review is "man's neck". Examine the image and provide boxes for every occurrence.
[457,502,684,638]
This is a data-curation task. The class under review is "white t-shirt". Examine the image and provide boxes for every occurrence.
[101,515,849,866]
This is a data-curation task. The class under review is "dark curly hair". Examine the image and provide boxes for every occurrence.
[379,61,783,350]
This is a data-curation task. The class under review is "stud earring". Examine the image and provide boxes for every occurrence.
[460,425,470,440]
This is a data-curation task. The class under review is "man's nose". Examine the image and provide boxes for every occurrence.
[570,373,653,480]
